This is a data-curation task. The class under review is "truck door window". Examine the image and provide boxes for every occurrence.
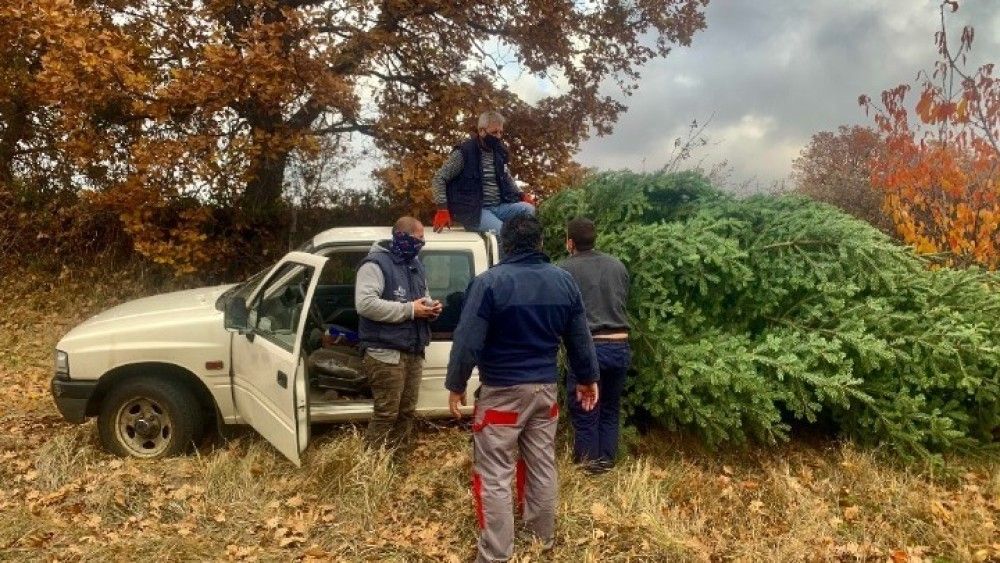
[314,249,369,332]
[247,263,314,352]
[421,250,474,338]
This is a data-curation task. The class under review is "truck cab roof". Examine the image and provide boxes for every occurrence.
[308,226,490,249]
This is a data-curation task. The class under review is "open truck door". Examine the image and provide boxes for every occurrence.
[228,251,328,466]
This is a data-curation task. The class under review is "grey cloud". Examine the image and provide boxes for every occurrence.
[576,0,1000,187]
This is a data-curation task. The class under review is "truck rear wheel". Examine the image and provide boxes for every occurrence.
[97,377,204,458]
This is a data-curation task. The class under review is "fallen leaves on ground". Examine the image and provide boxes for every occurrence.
[0,263,998,561]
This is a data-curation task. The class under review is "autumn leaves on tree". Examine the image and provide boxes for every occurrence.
[792,126,890,234]
[5,1,996,273]
[859,1,998,269]
[0,0,708,273]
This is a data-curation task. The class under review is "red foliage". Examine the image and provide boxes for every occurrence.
[860,1,999,268]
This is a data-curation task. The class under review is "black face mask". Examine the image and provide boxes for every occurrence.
[483,133,503,152]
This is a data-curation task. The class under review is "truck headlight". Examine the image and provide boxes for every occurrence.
[55,350,70,378]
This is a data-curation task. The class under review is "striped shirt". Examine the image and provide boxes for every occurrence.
[432,148,515,208]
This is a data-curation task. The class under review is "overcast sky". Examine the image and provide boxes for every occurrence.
[336,1,999,194]
[572,0,1000,189]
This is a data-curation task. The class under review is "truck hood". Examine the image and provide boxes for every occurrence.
[60,285,234,346]
[55,285,239,381]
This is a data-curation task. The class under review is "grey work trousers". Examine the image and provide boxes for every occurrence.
[471,383,559,563]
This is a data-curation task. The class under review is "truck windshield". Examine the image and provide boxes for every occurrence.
[214,267,269,311]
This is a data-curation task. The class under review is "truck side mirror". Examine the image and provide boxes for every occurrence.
[224,297,249,331]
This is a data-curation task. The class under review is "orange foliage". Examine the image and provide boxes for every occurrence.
[860,1,999,269]
[2,0,709,275]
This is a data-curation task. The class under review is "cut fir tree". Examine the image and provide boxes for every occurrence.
[540,170,1000,460]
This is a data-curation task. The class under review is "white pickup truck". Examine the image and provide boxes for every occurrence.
[50,227,494,465]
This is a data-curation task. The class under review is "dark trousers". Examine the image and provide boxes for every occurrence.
[363,351,423,455]
[566,342,631,464]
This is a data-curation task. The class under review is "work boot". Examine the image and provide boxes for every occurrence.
[517,527,554,552]
[582,458,613,476]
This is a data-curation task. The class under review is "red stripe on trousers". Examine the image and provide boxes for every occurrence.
[472,472,485,529]
[472,409,519,432]
[516,458,527,515]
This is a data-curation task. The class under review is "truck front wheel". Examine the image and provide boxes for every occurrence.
[97,377,204,458]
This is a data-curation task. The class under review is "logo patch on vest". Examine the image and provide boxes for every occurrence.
[394,285,408,302]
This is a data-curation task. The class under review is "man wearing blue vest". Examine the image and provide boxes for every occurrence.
[431,111,536,234]
[446,215,599,562]
[356,216,442,459]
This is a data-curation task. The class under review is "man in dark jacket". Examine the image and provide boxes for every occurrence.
[356,216,442,458]
[446,215,599,562]
[559,217,631,474]
[431,111,536,234]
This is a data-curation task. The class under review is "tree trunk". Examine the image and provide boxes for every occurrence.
[0,97,28,190]
[223,3,300,230]
[243,145,289,227]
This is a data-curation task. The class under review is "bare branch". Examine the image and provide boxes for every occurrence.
[314,122,374,136]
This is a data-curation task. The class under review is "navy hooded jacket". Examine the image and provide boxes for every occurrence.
[445,250,599,393]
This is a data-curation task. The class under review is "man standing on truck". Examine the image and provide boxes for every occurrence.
[445,215,599,562]
[430,110,536,234]
[356,216,442,461]
[559,217,632,474]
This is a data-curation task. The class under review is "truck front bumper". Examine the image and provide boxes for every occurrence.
[50,376,97,423]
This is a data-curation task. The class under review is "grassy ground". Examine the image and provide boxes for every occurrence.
[1,264,998,562]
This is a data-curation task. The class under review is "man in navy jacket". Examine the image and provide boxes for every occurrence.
[446,214,599,562]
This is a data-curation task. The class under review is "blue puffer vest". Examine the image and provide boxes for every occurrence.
[357,249,432,354]
[444,137,521,230]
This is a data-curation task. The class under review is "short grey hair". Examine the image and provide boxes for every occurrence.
[478,111,505,130]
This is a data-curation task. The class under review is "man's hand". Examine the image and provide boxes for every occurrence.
[520,192,537,206]
[448,391,467,418]
[428,299,443,320]
[576,382,599,412]
[412,298,441,319]
[433,209,452,232]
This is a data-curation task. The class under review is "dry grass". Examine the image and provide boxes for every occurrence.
[1,263,998,562]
